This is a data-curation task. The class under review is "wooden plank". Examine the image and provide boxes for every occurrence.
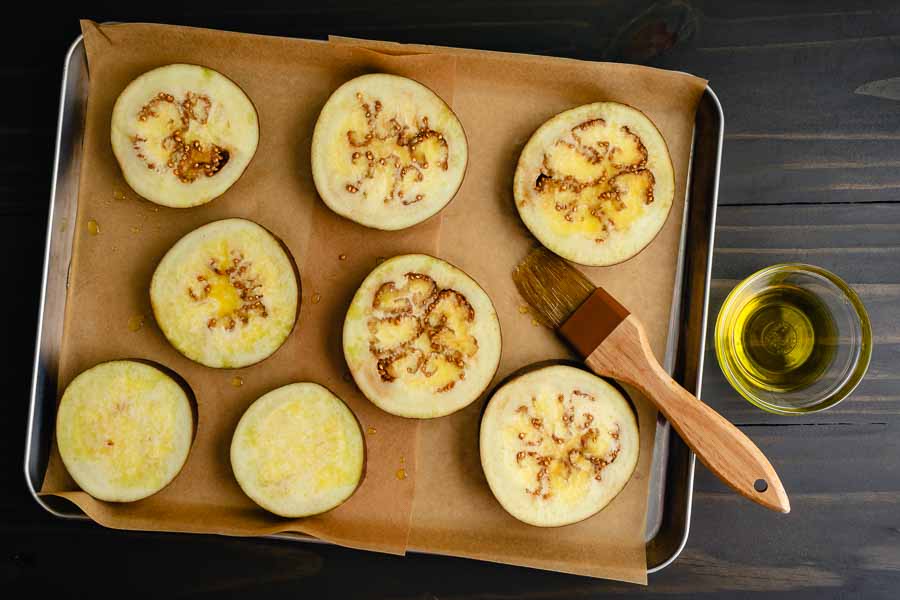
[673,3,900,134]
[660,423,900,598]
[649,3,900,206]
[720,138,900,206]
[0,215,49,508]
[712,203,900,283]
[697,4,900,46]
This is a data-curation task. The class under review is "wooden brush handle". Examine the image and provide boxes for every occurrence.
[584,315,790,514]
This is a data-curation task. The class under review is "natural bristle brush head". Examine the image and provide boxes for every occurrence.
[513,247,632,358]
[512,247,595,329]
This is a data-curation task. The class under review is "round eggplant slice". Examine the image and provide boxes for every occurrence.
[513,102,674,266]
[311,74,468,230]
[150,218,298,369]
[480,365,639,527]
[111,64,259,208]
[231,383,365,518]
[56,361,194,503]
[343,254,501,418]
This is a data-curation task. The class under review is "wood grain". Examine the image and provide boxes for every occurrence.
[4,1,900,598]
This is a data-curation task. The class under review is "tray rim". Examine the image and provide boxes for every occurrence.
[24,33,86,522]
[646,84,722,574]
[23,31,722,575]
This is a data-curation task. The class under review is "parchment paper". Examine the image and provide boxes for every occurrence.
[42,20,707,583]
[331,37,707,584]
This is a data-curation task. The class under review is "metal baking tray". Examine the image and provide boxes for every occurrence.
[24,33,722,574]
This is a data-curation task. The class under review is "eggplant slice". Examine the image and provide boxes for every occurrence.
[480,365,639,527]
[343,254,501,418]
[111,64,259,208]
[312,74,468,230]
[56,361,194,502]
[513,102,674,266]
[231,383,365,518]
[150,218,299,369]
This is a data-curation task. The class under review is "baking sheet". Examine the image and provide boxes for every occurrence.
[39,21,707,584]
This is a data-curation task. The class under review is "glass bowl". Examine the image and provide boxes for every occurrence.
[715,264,871,414]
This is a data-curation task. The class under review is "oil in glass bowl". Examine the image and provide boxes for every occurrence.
[732,284,836,392]
[716,264,871,414]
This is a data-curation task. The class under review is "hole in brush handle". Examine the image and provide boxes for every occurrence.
[754,478,768,493]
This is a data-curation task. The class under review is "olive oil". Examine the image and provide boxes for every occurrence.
[127,314,145,332]
[731,284,837,392]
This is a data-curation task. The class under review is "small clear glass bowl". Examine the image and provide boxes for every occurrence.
[715,264,872,415]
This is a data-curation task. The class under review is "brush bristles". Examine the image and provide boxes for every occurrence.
[512,247,595,329]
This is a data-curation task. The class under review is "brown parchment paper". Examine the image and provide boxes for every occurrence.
[41,20,707,582]
[40,20,462,555]
[331,37,707,584]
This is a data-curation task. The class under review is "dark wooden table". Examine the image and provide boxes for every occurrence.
[5,2,899,597]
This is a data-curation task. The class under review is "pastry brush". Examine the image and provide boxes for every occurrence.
[513,247,790,513]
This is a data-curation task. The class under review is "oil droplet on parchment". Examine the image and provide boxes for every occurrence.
[396,468,407,480]
[127,315,144,332]
[311,292,321,304]
[231,376,244,388]
[366,426,377,435]
[87,219,100,236]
